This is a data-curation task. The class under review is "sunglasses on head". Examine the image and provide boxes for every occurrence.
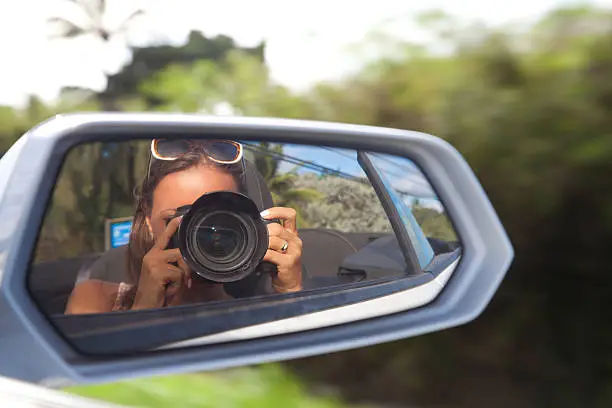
[150,139,243,164]
[144,139,244,184]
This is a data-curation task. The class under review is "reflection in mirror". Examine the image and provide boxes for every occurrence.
[28,138,460,353]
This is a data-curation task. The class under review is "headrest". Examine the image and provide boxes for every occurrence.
[241,159,274,211]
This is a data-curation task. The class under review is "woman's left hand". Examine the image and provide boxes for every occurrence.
[261,207,303,293]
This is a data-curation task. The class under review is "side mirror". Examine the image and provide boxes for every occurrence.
[0,113,513,387]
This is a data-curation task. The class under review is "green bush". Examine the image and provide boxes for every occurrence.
[66,365,358,408]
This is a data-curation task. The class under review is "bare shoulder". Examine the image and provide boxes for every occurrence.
[64,279,121,315]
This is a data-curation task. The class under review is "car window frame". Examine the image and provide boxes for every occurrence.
[363,152,436,268]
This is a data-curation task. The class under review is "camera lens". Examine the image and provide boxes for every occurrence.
[176,191,270,283]
[195,212,246,263]
[185,207,259,281]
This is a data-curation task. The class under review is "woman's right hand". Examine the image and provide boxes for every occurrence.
[131,216,190,310]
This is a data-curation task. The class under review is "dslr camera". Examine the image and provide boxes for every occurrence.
[166,191,277,288]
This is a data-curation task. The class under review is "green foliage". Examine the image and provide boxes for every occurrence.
[104,32,265,104]
[0,106,26,152]
[67,365,359,408]
[286,5,612,408]
[7,4,612,406]
[36,140,149,262]
[140,49,308,117]
[294,173,392,233]
[248,142,323,228]
[411,205,457,242]
[139,59,224,112]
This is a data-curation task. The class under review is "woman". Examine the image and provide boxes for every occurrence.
[65,139,303,314]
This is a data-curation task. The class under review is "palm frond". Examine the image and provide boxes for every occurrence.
[116,9,145,34]
[51,1,144,41]
[96,0,107,16]
[284,164,303,174]
[47,17,89,39]
[269,180,295,192]
[268,173,297,184]
[64,0,103,22]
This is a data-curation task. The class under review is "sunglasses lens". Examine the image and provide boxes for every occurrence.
[205,140,240,163]
[154,139,191,159]
[153,139,240,162]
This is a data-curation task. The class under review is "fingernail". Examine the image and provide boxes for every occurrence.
[187,277,192,289]
[260,210,270,218]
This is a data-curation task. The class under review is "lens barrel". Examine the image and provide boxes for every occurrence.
[170,191,269,283]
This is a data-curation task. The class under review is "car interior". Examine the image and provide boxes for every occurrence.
[28,159,458,316]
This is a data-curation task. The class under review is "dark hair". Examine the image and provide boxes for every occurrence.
[124,151,244,302]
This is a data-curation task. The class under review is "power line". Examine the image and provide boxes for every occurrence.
[317,146,420,183]
[242,143,431,200]
[243,143,367,184]
[368,152,419,173]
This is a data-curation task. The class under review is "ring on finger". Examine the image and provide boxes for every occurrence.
[280,240,289,253]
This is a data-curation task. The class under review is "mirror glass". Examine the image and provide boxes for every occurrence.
[28,138,460,354]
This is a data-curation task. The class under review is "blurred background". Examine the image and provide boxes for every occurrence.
[3,0,612,407]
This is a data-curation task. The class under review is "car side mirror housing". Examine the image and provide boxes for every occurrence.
[0,113,513,387]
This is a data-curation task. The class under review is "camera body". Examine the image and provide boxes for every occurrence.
[166,191,278,290]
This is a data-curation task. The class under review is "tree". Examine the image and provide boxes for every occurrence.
[36,140,150,262]
[139,49,309,117]
[247,143,323,228]
[47,0,145,110]
[0,106,26,153]
[28,5,612,406]
[103,32,266,107]
[48,0,144,44]
[293,173,392,233]
[287,6,612,408]
[411,204,457,242]
[47,1,146,215]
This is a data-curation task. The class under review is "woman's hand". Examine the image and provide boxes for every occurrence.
[261,207,303,293]
[132,217,190,309]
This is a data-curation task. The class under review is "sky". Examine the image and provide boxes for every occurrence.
[1,0,611,107]
[248,142,444,210]
[279,144,437,200]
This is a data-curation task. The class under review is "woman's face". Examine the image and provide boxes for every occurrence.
[147,164,239,238]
